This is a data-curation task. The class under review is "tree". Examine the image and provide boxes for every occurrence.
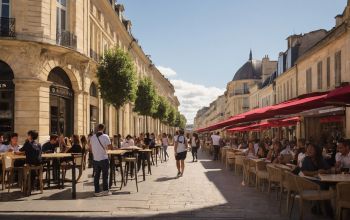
[167,106,176,127]
[153,96,169,123]
[134,77,158,130]
[179,114,187,129]
[97,47,137,133]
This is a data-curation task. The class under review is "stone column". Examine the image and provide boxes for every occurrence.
[74,91,85,136]
[14,79,51,143]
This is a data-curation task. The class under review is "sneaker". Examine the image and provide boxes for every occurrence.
[94,192,104,197]
[102,190,110,196]
[179,172,183,177]
[177,171,181,177]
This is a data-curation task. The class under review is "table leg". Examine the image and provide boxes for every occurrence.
[57,159,62,189]
[147,152,152,175]
[119,155,124,190]
[109,156,115,189]
[47,160,51,188]
[71,156,76,199]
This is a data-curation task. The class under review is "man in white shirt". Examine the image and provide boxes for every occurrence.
[335,140,350,171]
[211,132,221,161]
[89,124,112,197]
[174,130,188,177]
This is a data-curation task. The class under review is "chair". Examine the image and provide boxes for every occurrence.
[62,154,84,183]
[255,160,268,192]
[23,164,44,196]
[234,155,244,175]
[124,157,138,192]
[283,171,299,217]
[1,153,24,192]
[336,182,350,220]
[248,159,257,186]
[280,154,293,164]
[225,151,235,170]
[242,158,251,185]
[266,164,282,199]
[292,174,335,220]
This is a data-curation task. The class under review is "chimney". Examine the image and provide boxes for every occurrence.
[335,14,343,27]
[287,34,302,48]
[249,49,252,60]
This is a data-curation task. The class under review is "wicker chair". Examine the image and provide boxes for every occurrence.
[242,158,251,185]
[292,174,335,220]
[248,159,257,187]
[255,160,268,192]
[336,182,350,220]
[266,164,282,199]
[282,171,299,217]
[234,155,244,175]
[1,153,24,192]
[225,151,236,170]
[23,164,44,196]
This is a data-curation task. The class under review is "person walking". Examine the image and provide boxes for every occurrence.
[191,133,200,162]
[89,124,112,197]
[211,132,221,161]
[174,130,188,177]
[161,133,169,161]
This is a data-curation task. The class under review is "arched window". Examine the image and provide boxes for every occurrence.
[0,60,14,134]
[89,82,98,97]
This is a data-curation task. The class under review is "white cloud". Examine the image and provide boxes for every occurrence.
[157,66,224,124]
[156,66,177,78]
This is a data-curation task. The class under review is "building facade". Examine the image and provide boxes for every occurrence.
[0,0,179,142]
[194,1,350,140]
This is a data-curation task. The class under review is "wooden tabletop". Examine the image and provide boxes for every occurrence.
[139,149,152,152]
[318,174,350,182]
[120,146,143,151]
[0,153,72,160]
[107,150,127,155]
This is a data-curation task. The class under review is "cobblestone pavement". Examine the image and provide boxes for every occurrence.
[0,147,331,220]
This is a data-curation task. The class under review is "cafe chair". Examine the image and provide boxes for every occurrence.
[255,160,268,192]
[280,154,293,164]
[266,164,282,200]
[292,174,335,220]
[242,158,251,185]
[225,151,236,170]
[62,154,84,182]
[1,153,24,192]
[248,159,257,186]
[23,164,44,196]
[234,155,244,175]
[124,157,139,192]
[336,182,350,220]
[283,171,299,218]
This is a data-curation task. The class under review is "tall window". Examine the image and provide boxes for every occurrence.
[326,57,331,88]
[0,0,10,18]
[306,68,312,93]
[335,51,342,86]
[56,0,67,33]
[317,61,323,90]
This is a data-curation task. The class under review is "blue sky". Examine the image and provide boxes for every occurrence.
[118,0,347,123]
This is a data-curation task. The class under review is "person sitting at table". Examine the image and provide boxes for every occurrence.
[256,142,268,158]
[243,142,256,158]
[335,139,350,172]
[42,134,59,153]
[266,140,282,163]
[300,143,330,177]
[144,133,151,148]
[0,132,9,153]
[80,135,88,155]
[58,134,67,153]
[66,134,82,154]
[122,135,135,148]
[293,138,306,168]
[19,130,42,166]
[149,133,156,149]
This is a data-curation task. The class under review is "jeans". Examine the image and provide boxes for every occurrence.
[163,145,169,160]
[213,145,220,160]
[191,147,198,161]
[93,159,109,193]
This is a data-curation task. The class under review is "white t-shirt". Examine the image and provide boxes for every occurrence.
[176,135,187,153]
[254,143,259,155]
[336,152,350,169]
[122,139,135,148]
[191,137,197,147]
[297,152,306,168]
[90,133,111,161]
[0,144,9,153]
[162,137,168,146]
[211,135,221,146]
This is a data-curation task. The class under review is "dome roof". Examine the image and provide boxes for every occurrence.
[232,59,262,81]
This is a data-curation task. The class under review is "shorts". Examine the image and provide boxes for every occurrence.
[175,151,187,161]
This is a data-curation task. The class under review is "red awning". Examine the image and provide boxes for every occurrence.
[325,84,350,104]
[319,115,344,123]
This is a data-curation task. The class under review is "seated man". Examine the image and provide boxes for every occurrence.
[42,134,59,153]
[335,139,350,172]
[19,130,42,166]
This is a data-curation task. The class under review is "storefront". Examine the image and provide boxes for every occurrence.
[48,67,74,137]
[0,60,14,134]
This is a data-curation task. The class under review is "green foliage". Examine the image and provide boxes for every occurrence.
[134,77,158,116]
[167,106,176,126]
[97,47,137,108]
[179,114,187,129]
[153,96,169,122]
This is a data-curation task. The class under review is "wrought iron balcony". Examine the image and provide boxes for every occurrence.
[56,31,77,50]
[0,17,15,37]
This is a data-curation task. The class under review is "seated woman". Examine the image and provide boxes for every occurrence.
[256,142,268,158]
[293,139,306,168]
[243,142,256,158]
[121,135,135,148]
[301,143,330,177]
[266,140,282,163]
[66,134,82,154]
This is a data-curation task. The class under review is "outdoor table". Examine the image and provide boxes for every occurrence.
[120,146,143,151]
[42,153,72,189]
[273,163,293,171]
[318,174,350,182]
[107,150,126,190]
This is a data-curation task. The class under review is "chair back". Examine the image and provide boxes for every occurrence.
[73,154,83,166]
[243,158,250,173]
[256,160,267,172]
[226,152,235,159]
[336,182,350,203]
[281,154,293,164]
[2,153,14,170]
[283,171,298,191]
[293,174,320,196]
[266,164,281,182]
[235,155,244,165]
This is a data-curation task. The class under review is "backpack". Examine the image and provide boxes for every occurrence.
[177,135,188,147]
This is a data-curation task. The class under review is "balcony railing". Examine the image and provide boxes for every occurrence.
[56,31,77,50]
[233,88,250,95]
[0,17,15,37]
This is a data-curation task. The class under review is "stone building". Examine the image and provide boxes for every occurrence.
[0,0,179,142]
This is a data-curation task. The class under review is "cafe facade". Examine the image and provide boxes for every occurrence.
[0,0,179,142]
